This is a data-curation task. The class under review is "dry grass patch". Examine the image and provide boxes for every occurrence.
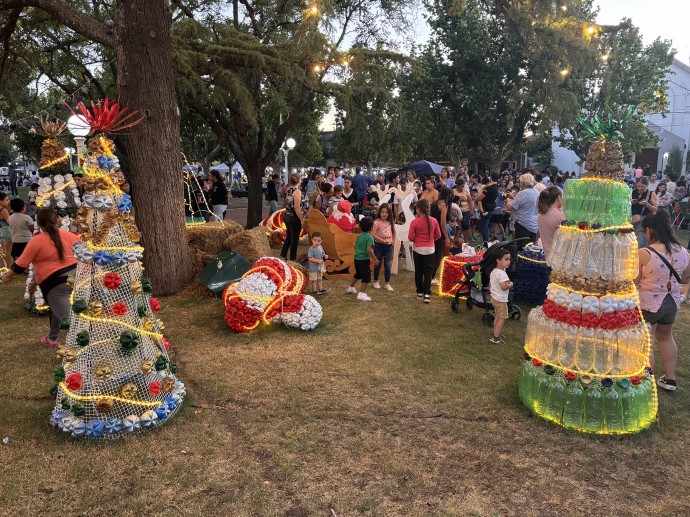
[2,254,690,515]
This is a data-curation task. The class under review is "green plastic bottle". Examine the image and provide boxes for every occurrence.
[562,379,585,430]
[544,374,567,424]
[602,378,625,433]
[522,361,541,410]
[617,379,639,432]
[583,383,604,433]
[534,365,554,415]
[634,376,655,426]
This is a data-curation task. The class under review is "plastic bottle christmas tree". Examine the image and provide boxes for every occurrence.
[50,98,185,439]
[24,117,84,315]
[519,110,657,434]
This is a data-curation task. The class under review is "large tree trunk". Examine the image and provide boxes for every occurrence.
[116,0,192,295]
[246,163,264,228]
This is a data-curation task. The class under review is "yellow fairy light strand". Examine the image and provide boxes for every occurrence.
[75,310,163,340]
[560,224,634,234]
[518,253,547,265]
[59,382,161,407]
[37,179,75,207]
[96,136,115,157]
[82,242,145,252]
[39,154,69,169]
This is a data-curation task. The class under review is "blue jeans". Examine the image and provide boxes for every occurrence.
[373,243,393,283]
[479,213,492,242]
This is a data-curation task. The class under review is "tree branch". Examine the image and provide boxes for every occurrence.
[184,93,243,162]
[238,0,263,39]
[171,0,195,20]
[0,7,20,83]
[0,0,115,48]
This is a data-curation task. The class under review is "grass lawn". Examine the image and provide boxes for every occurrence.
[2,241,690,516]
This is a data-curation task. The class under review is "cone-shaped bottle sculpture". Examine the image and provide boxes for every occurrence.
[50,99,184,439]
[519,118,657,434]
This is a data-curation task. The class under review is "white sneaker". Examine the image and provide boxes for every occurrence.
[431,278,439,286]
[357,292,372,301]
[346,286,357,294]
[385,284,394,291]
[373,282,381,289]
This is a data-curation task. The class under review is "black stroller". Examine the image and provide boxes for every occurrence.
[450,238,529,326]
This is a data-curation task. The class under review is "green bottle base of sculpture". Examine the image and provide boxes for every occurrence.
[519,359,656,434]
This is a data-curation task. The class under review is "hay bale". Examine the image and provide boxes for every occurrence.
[268,229,286,248]
[187,221,244,256]
[189,247,207,277]
[223,226,271,264]
[286,260,307,275]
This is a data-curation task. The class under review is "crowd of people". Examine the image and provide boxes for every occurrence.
[267,163,690,393]
[2,160,690,394]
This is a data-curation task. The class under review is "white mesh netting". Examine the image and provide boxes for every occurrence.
[24,173,82,314]
[50,148,184,439]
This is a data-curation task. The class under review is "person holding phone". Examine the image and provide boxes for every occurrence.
[631,177,658,248]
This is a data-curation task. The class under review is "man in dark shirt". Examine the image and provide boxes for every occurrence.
[477,171,499,244]
[352,167,374,214]
[267,174,280,215]
[8,164,18,196]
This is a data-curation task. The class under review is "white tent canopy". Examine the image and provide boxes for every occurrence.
[209,163,230,172]
[232,162,244,172]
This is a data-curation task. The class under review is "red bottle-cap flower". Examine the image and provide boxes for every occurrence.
[103,272,122,290]
[65,372,83,391]
[112,302,128,316]
[148,381,162,396]
[149,297,161,313]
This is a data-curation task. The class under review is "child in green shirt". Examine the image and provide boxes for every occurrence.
[345,217,379,301]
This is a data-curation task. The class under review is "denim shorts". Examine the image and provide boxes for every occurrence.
[642,293,678,326]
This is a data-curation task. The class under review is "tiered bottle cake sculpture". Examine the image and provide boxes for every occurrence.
[519,113,656,434]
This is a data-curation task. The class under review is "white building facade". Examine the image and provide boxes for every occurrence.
[642,59,690,174]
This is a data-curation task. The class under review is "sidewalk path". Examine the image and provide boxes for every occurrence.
[222,198,269,227]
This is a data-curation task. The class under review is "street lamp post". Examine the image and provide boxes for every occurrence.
[67,114,90,168]
[64,147,76,170]
[280,138,296,186]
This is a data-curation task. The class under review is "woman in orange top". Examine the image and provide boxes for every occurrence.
[1,209,81,348]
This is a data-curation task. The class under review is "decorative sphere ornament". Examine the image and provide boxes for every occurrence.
[123,415,141,433]
[95,397,114,413]
[120,383,138,399]
[161,377,175,393]
[87,300,104,317]
[140,360,154,374]
[95,363,113,381]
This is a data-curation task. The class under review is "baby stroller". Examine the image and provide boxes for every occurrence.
[450,238,529,326]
